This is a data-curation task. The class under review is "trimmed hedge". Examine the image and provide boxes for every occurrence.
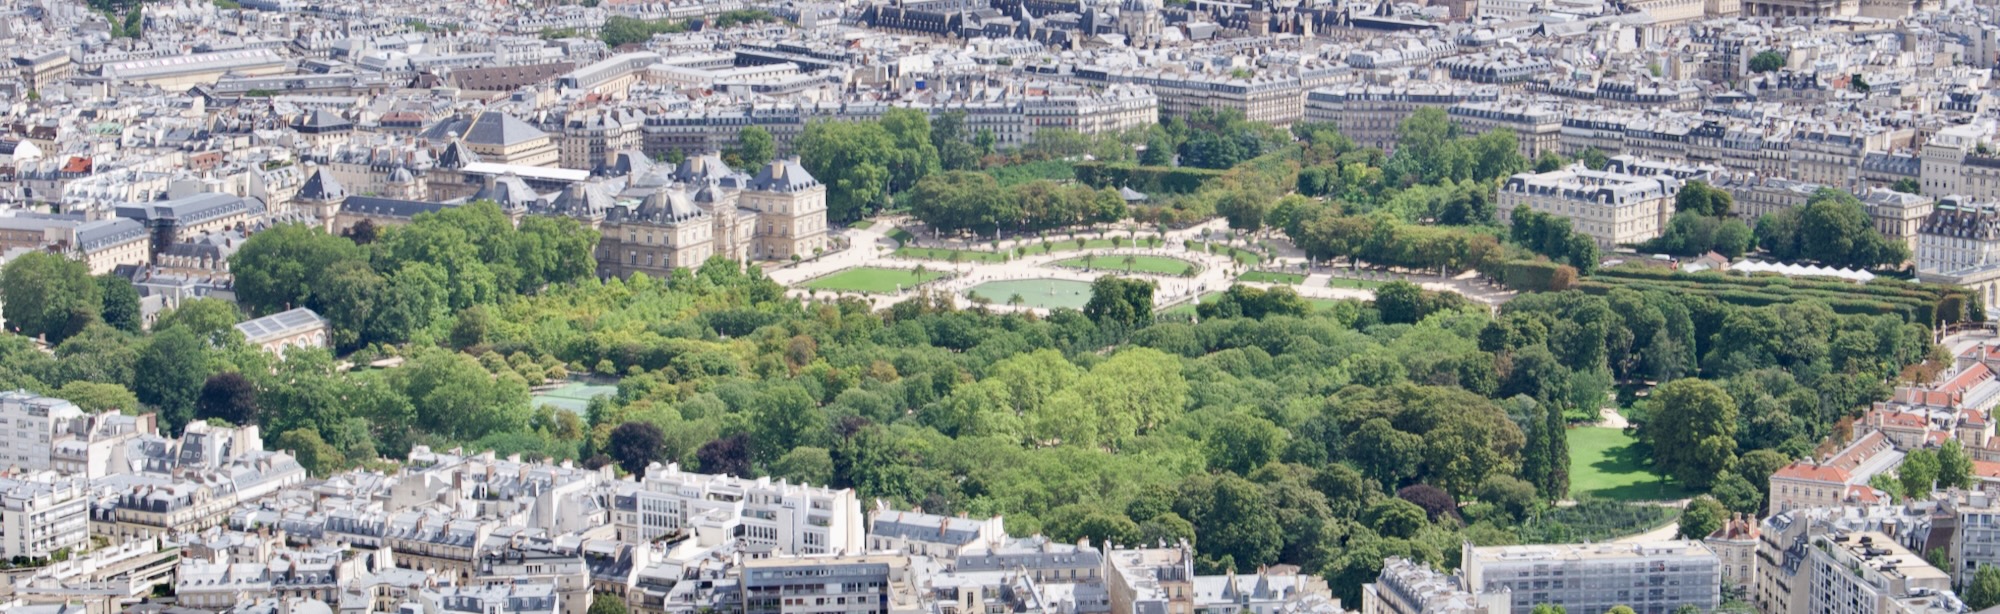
[1074,162,1226,195]
[1500,259,1578,293]
[1580,266,1981,325]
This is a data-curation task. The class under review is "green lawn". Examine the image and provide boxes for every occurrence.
[1568,427,1694,501]
[1193,242,1264,265]
[964,279,1095,310]
[887,228,915,245]
[1238,271,1305,284]
[802,267,945,294]
[1053,255,1197,275]
[1326,276,1389,290]
[894,247,1009,263]
[1031,237,1145,253]
[849,220,875,230]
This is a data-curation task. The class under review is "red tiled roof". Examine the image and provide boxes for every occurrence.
[1845,485,1883,503]
[1977,460,2000,480]
[60,156,90,173]
[1773,461,1850,483]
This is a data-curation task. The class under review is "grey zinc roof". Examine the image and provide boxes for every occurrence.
[436,140,481,169]
[297,169,347,202]
[291,109,353,133]
[76,218,148,251]
[462,112,548,147]
[233,308,327,344]
[341,197,449,219]
[746,159,821,193]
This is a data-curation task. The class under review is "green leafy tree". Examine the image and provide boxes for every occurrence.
[1891,178,1921,194]
[1675,180,1734,217]
[1641,379,1738,489]
[1749,50,1787,73]
[133,326,208,434]
[1679,496,1728,539]
[732,126,776,169]
[96,275,142,333]
[1083,276,1155,329]
[1966,565,2000,610]
[607,421,666,476]
[230,223,369,316]
[1900,448,1940,497]
[772,447,834,486]
[1939,438,1975,490]
[587,595,629,614]
[276,428,345,477]
[2,251,101,343]
[1710,472,1763,515]
[154,298,242,345]
[797,120,897,222]
[55,381,138,414]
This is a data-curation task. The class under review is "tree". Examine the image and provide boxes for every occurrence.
[230,223,368,316]
[1891,178,1921,194]
[133,326,208,434]
[607,421,667,477]
[1530,606,1567,614]
[1710,472,1762,515]
[276,428,345,477]
[1641,379,1738,489]
[154,298,242,345]
[1577,148,1608,171]
[1534,151,1567,173]
[1083,276,1155,329]
[732,126,775,169]
[587,594,630,614]
[772,447,834,485]
[1939,438,1975,490]
[1675,180,1733,217]
[1362,497,1428,539]
[697,433,753,477]
[55,381,138,414]
[196,372,259,425]
[1966,565,2000,610]
[1749,50,1787,73]
[2,251,101,344]
[450,306,490,349]
[1396,484,1459,521]
[796,120,897,222]
[1205,415,1285,474]
[1679,496,1728,539]
[1606,607,1637,614]
[96,275,142,333]
[1900,448,1940,497]
[1479,474,1539,520]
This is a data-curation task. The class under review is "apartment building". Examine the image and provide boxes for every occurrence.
[618,461,863,556]
[1304,84,1498,151]
[1448,101,1562,158]
[0,392,86,472]
[424,112,561,168]
[1461,541,1721,614]
[725,553,923,614]
[1361,557,1505,614]
[1497,166,1681,248]
[0,474,90,560]
[1704,514,1758,599]
[1808,531,1960,614]
[865,505,1004,559]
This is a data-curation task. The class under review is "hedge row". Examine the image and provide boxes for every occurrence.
[1074,162,1227,195]
[1576,273,1978,325]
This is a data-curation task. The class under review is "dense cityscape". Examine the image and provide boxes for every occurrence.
[6,0,2000,612]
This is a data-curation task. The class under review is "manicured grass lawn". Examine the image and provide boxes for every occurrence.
[887,229,915,244]
[849,220,875,230]
[1192,242,1264,265]
[1053,254,1197,275]
[1030,238,1155,253]
[964,279,1095,310]
[1568,427,1694,501]
[894,247,1009,263]
[1326,276,1390,290]
[1238,271,1305,284]
[802,267,944,294]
